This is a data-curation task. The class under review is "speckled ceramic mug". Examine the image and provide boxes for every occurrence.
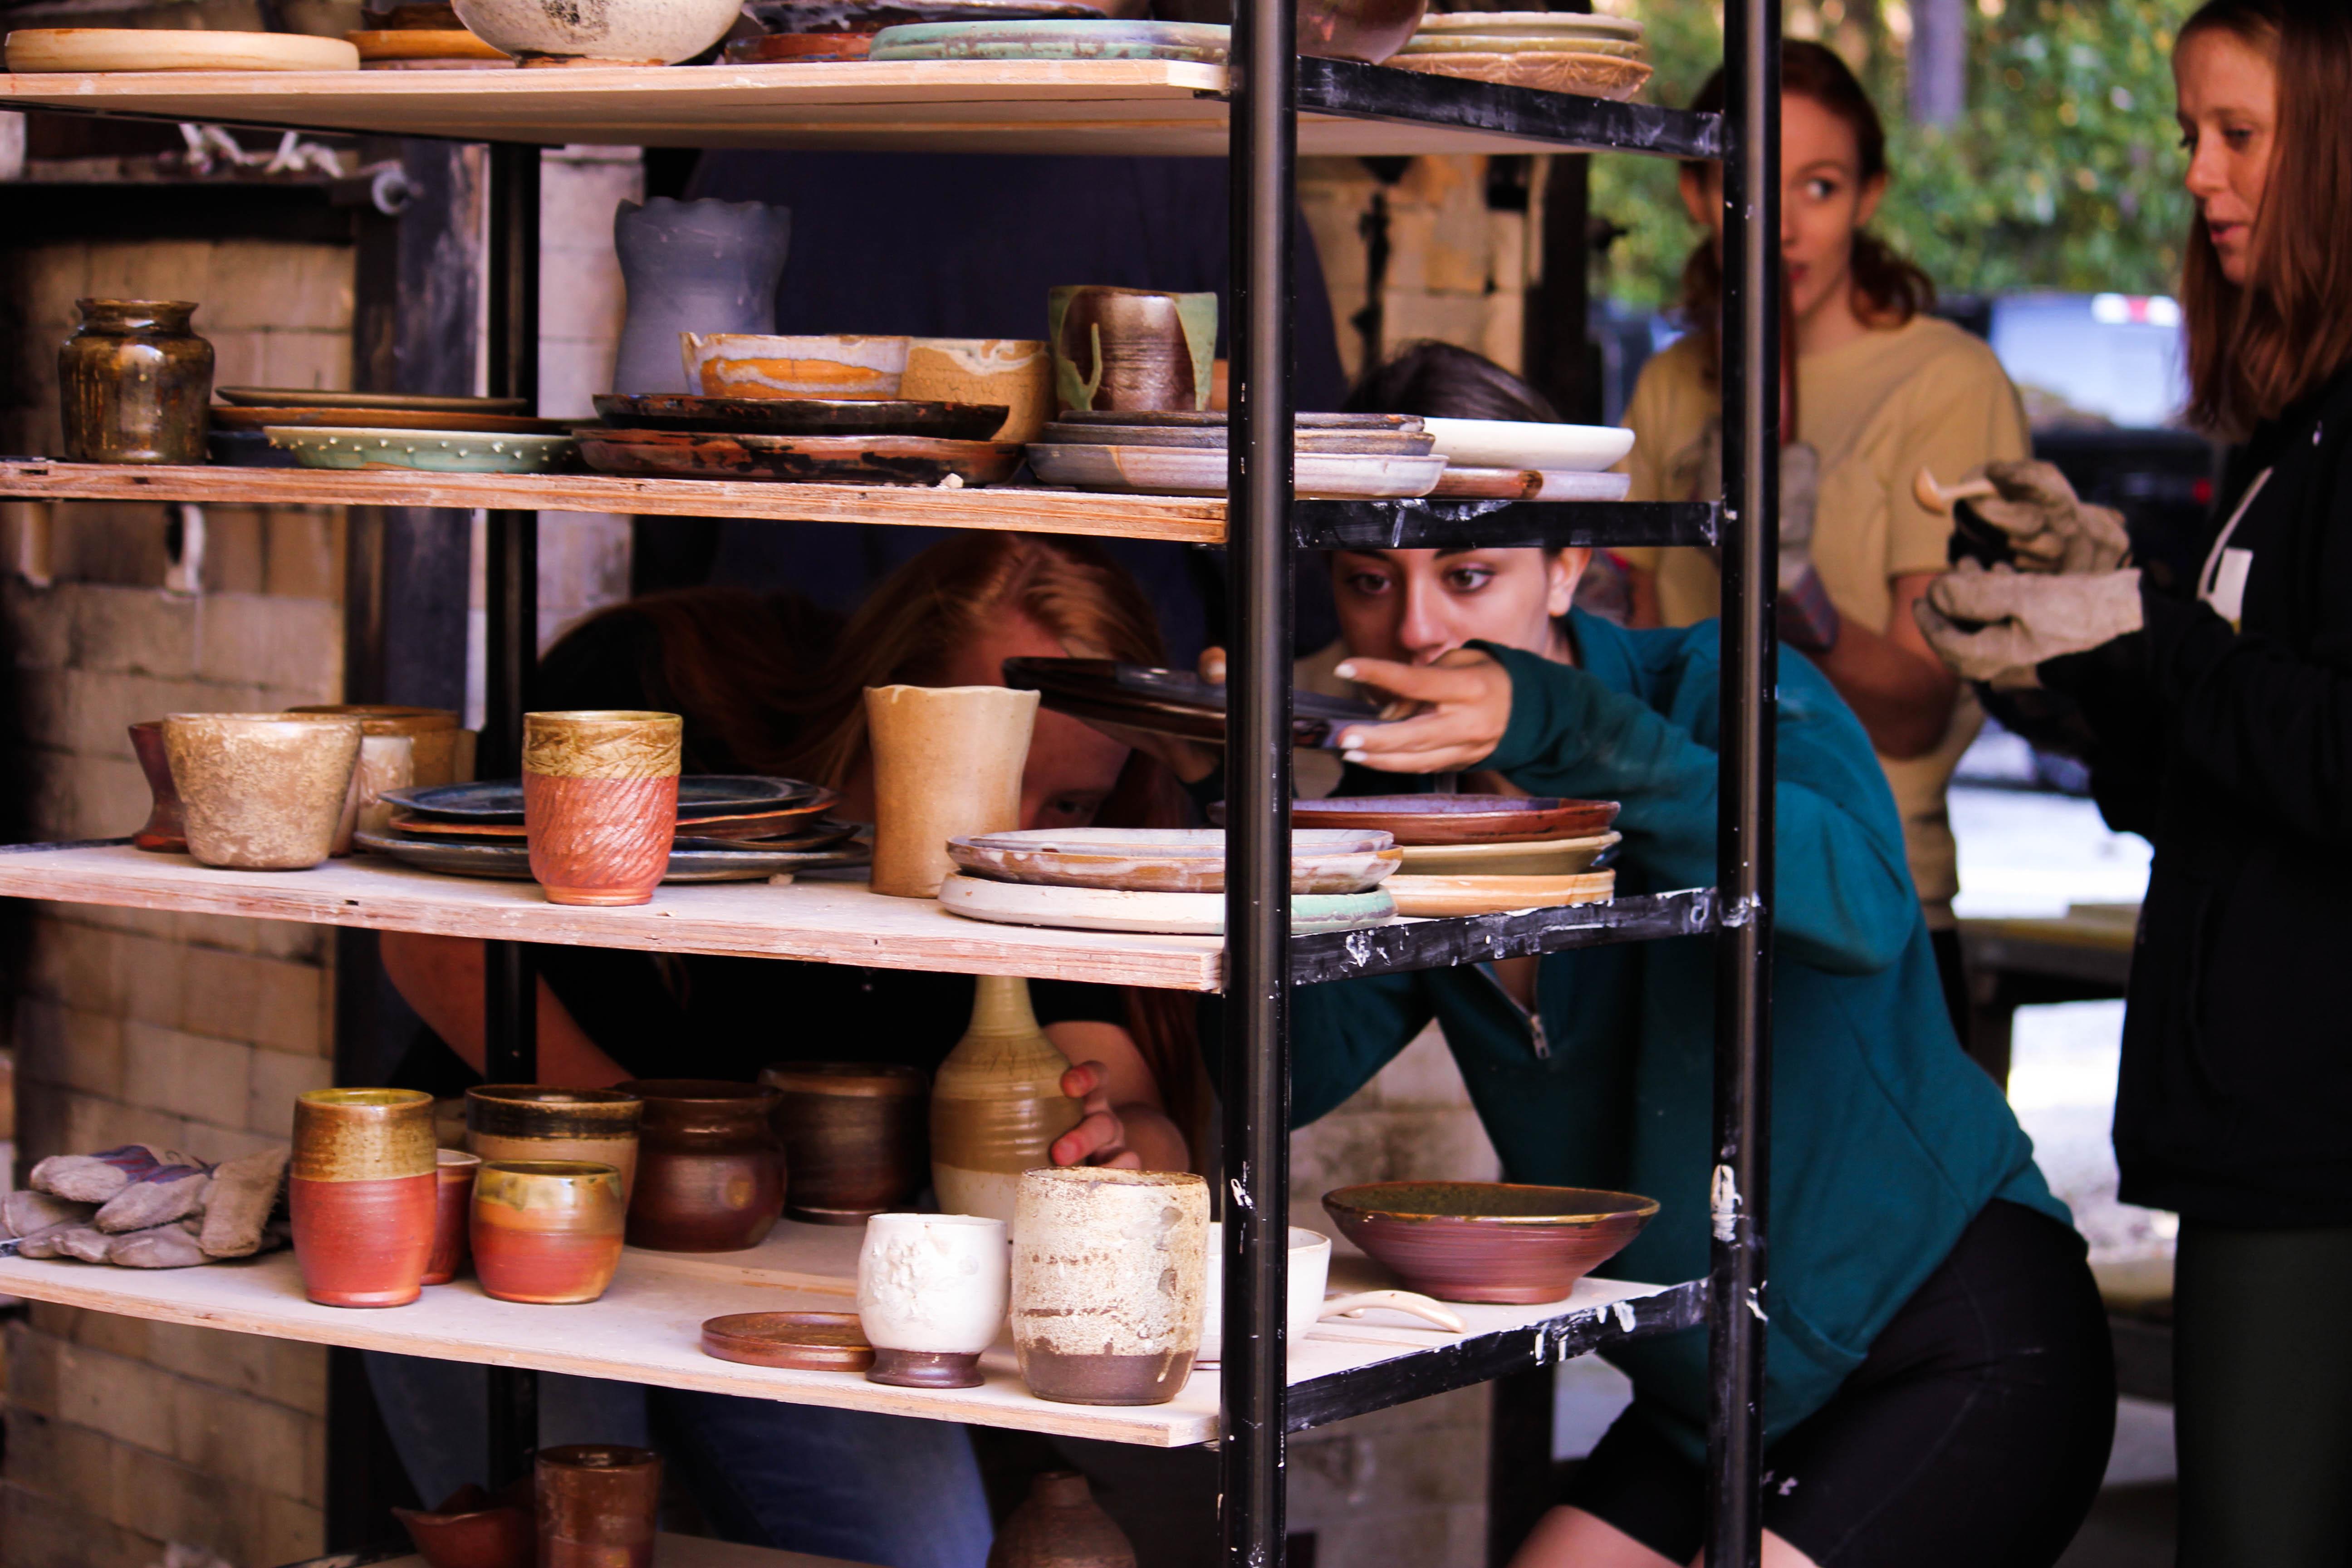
[1011,1167,1208,1406]
[521,710,681,906]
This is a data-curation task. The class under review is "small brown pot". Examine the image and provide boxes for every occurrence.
[59,298,213,465]
[521,710,681,906]
[471,1160,627,1304]
[285,704,464,787]
[289,1087,440,1307]
[163,712,363,870]
[986,1471,1139,1568]
[127,720,186,852]
[617,1079,784,1253]
[536,1445,661,1568]
[465,1085,642,1201]
[759,1061,928,1224]
[422,1148,481,1285]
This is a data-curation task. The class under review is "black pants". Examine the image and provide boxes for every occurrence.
[1563,1200,2114,1566]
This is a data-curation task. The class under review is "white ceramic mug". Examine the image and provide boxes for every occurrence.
[857,1212,1009,1389]
[1198,1222,1332,1361]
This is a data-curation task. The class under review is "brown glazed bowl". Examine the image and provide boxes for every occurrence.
[1295,0,1426,63]
[1321,1181,1659,1304]
[617,1080,785,1252]
[464,1085,643,1200]
[127,720,186,851]
[758,1062,928,1224]
[392,1481,534,1568]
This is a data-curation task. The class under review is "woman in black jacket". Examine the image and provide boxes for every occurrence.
[1917,3,2352,1561]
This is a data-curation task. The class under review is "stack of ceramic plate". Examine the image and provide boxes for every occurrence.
[1422,416,1637,500]
[1285,794,1621,916]
[937,827,1398,933]
[358,776,871,883]
[1027,412,1445,498]
[1389,10,1650,98]
[220,389,578,473]
[727,0,1107,61]
[576,393,1024,486]
[867,18,1227,62]
[1003,657,1390,749]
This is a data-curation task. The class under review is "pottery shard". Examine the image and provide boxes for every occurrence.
[201,1146,289,1258]
[94,1166,212,1233]
[110,1224,208,1268]
[3,1189,95,1238]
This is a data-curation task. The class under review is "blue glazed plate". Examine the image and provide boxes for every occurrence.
[355,830,870,882]
[868,20,1228,61]
[380,775,825,822]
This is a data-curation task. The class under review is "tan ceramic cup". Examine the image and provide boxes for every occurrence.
[163,713,363,870]
[902,338,1053,444]
[522,710,682,906]
[865,685,1038,898]
[286,705,463,788]
[1011,1167,1209,1406]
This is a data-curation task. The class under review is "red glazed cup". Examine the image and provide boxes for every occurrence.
[521,710,681,907]
[536,1444,661,1568]
[472,1160,627,1304]
[422,1148,482,1286]
[290,1088,439,1308]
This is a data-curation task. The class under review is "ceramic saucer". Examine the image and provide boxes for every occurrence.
[938,874,1394,935]
[355,830,872,882]
[1419,418,1635,472]
[221,387,528,413]
[382,776,828,822]
[1382,870,1615,917]
[948,826,1399,894]
[214,405,570,435]
[1274,794,1621,845]
[1392,833,1619,877]
[5,27,360,70]
[1034,420,1435,455]
[1408,10,1644,39]
[1003,657,1388,749]
[268,426,576,475]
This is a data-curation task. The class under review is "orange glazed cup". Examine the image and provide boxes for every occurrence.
[421,1148,482,1286]
[289,1088,439,1308]
[522,710,681,906]
[471,1160,627,1304]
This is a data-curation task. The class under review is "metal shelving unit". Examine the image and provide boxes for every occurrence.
[0,16,1778,1564]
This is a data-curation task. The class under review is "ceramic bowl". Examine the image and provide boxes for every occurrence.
[471,1160,628,1304]
[1322,1181,1657,1304]
[617,1079,786,1253]
[900,339,1053,443]
[681,333,911,401]
[451,0,740,63]
[266,426,577,474]
[1415,417,1635,471]
[1409,9,1643,39]
[1296,0,1425,63]
[759,1062,929,1224]
[465,1085,643,1199]
[392,1483,534,1568]
[1197,1222,1331,1361]
[947,826,1399,894]
[1390,51,1654,97]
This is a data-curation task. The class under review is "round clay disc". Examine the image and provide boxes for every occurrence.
[700,1311,874,1372]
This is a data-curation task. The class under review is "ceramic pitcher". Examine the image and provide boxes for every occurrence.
[611,198,792,397]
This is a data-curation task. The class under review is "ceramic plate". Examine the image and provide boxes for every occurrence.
[1035,421,1434,456]
[381,776,827,822]
[220,387,529,413]
[268,426,576,475]
[4,27,360,70]
[356,830,871,882]
[725,30,873,59]
[1027,443,1444,498]
[1420,418,1635,472]
[1391,52,1653,98]
[1004,657,1388,750]
[1279,794,1621,845]
[1383,870,1614,917]
[1394,833,1618,876]
[949,826,1399,894]
[1430,467,1542,500]
[700,1311,874,1371]
[1395,32,1644,57]
[1052,410,1420,431]
[213,406,571,435]
[745,0,1108,31]
[346,27,510,59]
[592,393,1006,439]
[578,428,1024,487]
[939,874,1394,935]
[869,18,1228,61]
[386,807,849,843]
[1410,10,1643,38]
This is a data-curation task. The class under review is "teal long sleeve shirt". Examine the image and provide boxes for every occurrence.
[1289,613,2065,1460]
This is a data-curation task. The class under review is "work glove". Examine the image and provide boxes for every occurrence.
[1693,423,1840,652]
[1942,461,2133,576]
[10,1144,288,1267]
[1913,562,2144,686]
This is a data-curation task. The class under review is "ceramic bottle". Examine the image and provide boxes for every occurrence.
[985,1472,1139,1568]
[929,976,1082,1225]
[611,197,792,396]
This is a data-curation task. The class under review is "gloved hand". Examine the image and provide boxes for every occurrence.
[1913,562,2144,686]
[1776,442,1839,653]
[1963,461,2133,575]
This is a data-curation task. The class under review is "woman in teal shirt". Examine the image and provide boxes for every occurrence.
[1281,540,2113,1567]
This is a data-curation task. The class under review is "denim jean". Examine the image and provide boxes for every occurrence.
[363,1352,651,1511]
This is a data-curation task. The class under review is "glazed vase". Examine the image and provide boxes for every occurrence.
[422,1148,481,1286]
[521,710,682,906]
[618,1080,785,1252]
[758,1061,928,1224]
[902,338,1053,443]
[1046,287,1217,414]
[929,976,1081,1225]
[986,1471,1139,1568]
[465,1085,644,1200]
[286,704,464,789]
[127,720,186,852]
[536,1445,662,1568]
[864,683,1038,897]
[471,1160,627,1304]
[289,1088,439,1307]
[59,299,213,464]
[856,1212,1008,1388]
[1011,1167,1209,1406]
[163,712,363,870]
[611,198,792,397]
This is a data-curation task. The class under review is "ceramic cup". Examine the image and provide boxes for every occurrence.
[901,338,1053,443]
[127,720,186,852]
[521,710,682,906]
[422,1148,481,1286]
[285,705,464,789]
[1011,1167,1209,1406]
[536,1445,662,1568]
[1198,1221,1333,1360]
[856,1212,1009,1388]
[289,1087,439,1308]
[864,684,1038,898]
[471,1160,627,1304]
[759,1062,929,1225]
[617,1079,785,1253]
[465,1085,643,1201]
[163,712,363,870]
[1047,286,1218,414]
[681,333,911,401]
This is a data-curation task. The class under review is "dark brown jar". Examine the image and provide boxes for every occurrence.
[59,299,213,464]
[617,1079,784,1252]
[759,1061,928,1225]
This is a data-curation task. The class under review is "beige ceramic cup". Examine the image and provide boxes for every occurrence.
[286,705,463,788]
[163,712,363,870]
[902,338,1053,443]
[864,684,1038,898]
[522,710,682,906]
[1011,1167,1209,1406]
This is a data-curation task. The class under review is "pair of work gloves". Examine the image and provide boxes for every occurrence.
[6,1143,289,1268]
[1913,461,2140,688]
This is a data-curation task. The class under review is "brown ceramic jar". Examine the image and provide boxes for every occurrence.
[465,1085,643,1200]
[617,1080,784,1253]
[289,1088,439,1308]
[536,1445,661,1568]
[59,299,214,465]
[521,710,681,906]
[758,1061,928,1224]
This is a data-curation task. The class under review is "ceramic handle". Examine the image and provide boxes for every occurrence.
[1317,1290,1467,1333]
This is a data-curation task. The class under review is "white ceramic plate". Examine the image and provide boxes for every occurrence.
[1421,418,1635,472]
[1412,10,1642,37]
[1395,33,1644,57]
[1027,443,1445,498]
[1395,833,1619,877]
[267,426,577,475]
[938,874,1394,934]
[1384,870,1614,918]
[4,28,361,71]
[950,826,1399,894]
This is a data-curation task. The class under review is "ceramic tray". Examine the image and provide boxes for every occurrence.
[938,873,1394,935]
[1394,832,1618,876]
[1027,443,1444,499]
[869,19,1229,62]
[1322,1180,1657,1305]
[578,428,1024,487]
[1280,794,1620,845]
[1391,51,1654,98]
[592,393,1007,439]
[354,831,872,882]
[4,27,360,70]
[1004,657,1387,749]
[213,405,570,436]
[1420,418,1635,473]
[1383,870,1614,917]
[746,0,1108,32]
[1411,9,1642,36]
[381,776,827,822]
[948,826,1400,894]
[268,427,576,475]
[220,388,528,413]
[1034,420,1435,456]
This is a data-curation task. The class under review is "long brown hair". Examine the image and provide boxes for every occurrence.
[2180,0,2352,435]
[1677,40,1935,371]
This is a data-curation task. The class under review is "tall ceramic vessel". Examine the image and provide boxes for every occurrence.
[1011,1167,1209,1406]
[930,976,1081,1225]
[289,1088,439,1308]
[986,1472,1139,1568]
[864,683,1038,897]
[611,198,791,397]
